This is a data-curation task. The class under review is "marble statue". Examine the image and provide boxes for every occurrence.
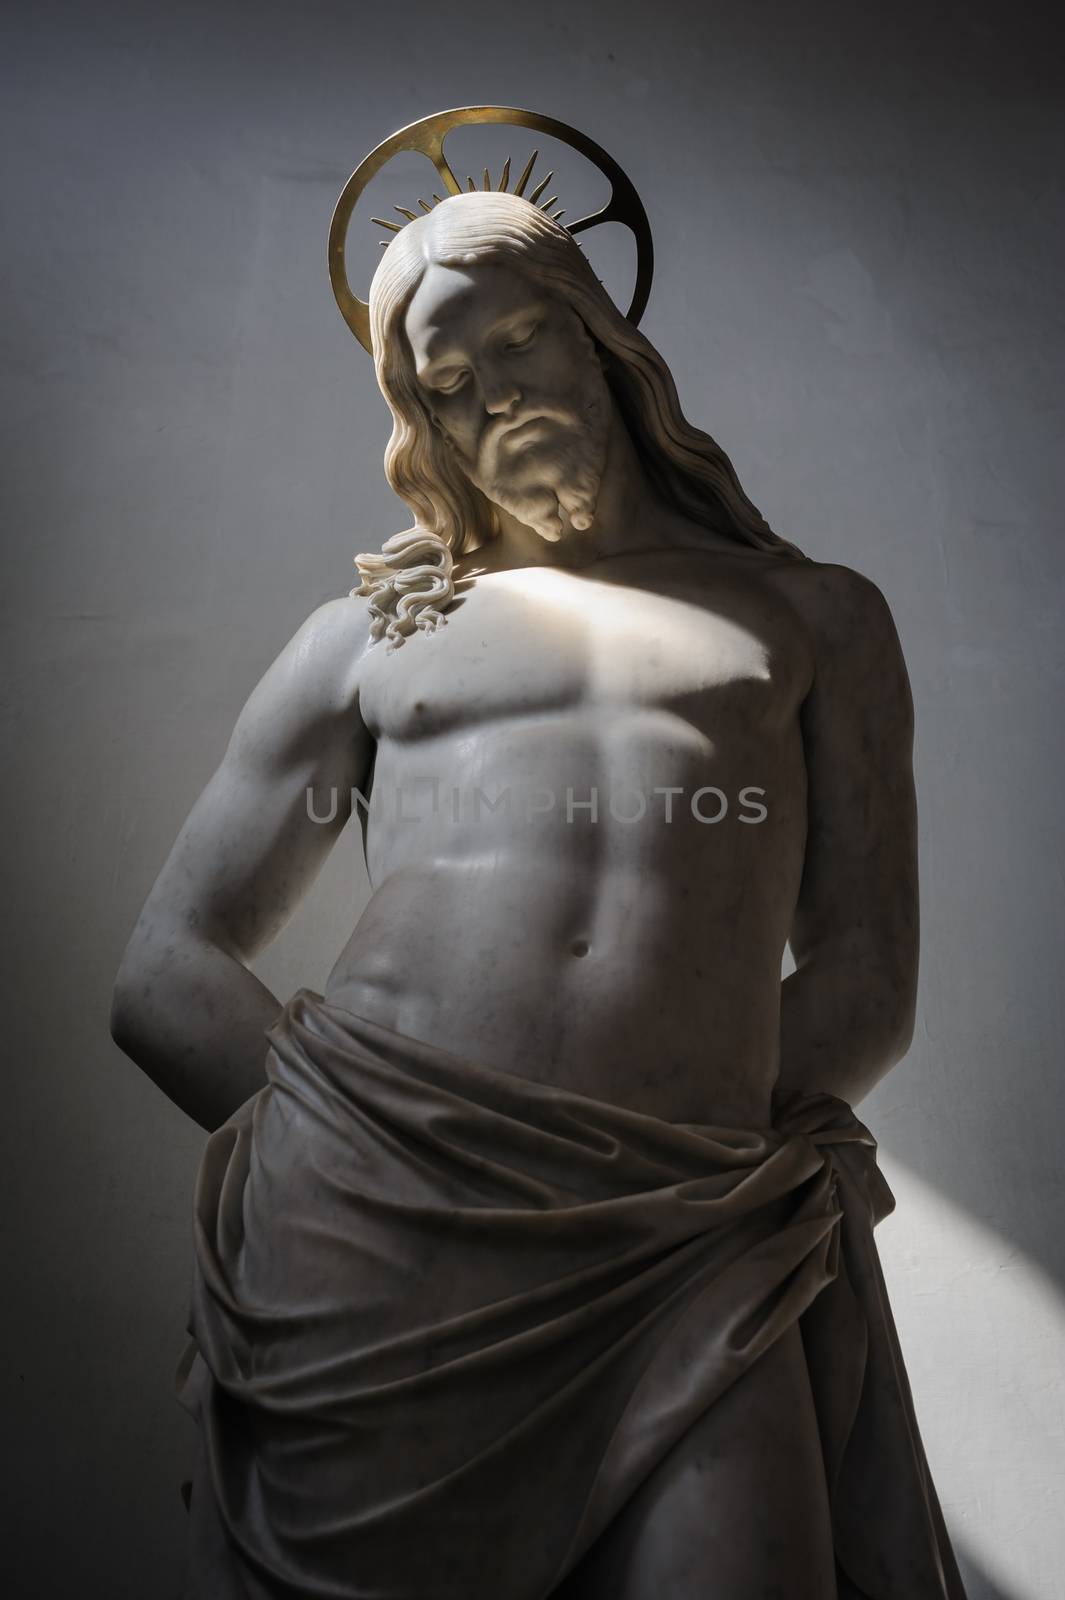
[111,108,968,1599]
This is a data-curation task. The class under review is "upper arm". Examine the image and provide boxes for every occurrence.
[789,563,919,1026]
[121,596,375,968]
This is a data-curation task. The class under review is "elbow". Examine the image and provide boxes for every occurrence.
[110,943,150,1055]
[109,971,139,1054]
[886,1004,915,1067]
[884,940,919,1062]
[866,960,917,1071]
[887,983,917,1064]
[792,942,917,1069]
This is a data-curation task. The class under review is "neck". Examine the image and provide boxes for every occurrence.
[484,406,677,572]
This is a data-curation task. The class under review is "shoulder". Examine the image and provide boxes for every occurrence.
[772,560,913,742]
[768,557,903,663]
[275,594,376,684]
[239,595,375,733]
[289,593,374,654]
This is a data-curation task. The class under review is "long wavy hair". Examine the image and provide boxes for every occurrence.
[355,192,805,647]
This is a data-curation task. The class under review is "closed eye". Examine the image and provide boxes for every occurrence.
[504,323,539,353]
[430,369,469,395]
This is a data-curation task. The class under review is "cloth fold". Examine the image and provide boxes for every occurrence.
[177,988,966,1599]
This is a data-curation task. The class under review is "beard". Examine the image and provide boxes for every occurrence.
[461,363,612,543]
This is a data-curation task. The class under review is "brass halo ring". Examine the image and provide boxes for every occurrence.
[328,104,654,355]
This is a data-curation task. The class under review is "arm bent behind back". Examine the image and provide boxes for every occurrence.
[110,597,374,1132]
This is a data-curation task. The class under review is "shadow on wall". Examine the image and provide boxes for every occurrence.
[956,1552,1023,1600]
[866,981,1063,1296]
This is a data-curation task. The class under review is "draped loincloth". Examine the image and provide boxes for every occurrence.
[176,988,967,1599]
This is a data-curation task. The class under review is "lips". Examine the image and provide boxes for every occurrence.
[481,414,566,481]
[499,417,549,447]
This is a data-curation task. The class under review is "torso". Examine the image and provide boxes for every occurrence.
[324,543,818,1127]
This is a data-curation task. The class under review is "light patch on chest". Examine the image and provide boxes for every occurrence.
[489,567,772,703]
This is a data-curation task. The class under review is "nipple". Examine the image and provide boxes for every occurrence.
[570,938,590,958]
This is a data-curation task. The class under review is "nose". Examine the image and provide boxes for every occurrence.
[479,365,521,415]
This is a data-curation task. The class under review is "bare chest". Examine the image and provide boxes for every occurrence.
[358,561,814,747]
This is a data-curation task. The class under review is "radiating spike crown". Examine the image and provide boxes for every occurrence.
[369,151,568,246]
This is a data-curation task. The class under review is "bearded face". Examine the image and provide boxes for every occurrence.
[402,259,612,543]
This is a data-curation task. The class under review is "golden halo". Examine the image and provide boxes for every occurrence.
[328,105,654,355]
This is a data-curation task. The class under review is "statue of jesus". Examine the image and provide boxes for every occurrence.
[111,129,967,1600]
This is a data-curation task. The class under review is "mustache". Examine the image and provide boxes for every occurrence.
[482,406,577,458]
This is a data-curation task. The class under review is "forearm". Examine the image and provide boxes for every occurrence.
[777,958,915,1110]
[111,932,284,1133]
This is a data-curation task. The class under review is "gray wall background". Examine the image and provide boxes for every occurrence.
[3,1,1061,1595]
